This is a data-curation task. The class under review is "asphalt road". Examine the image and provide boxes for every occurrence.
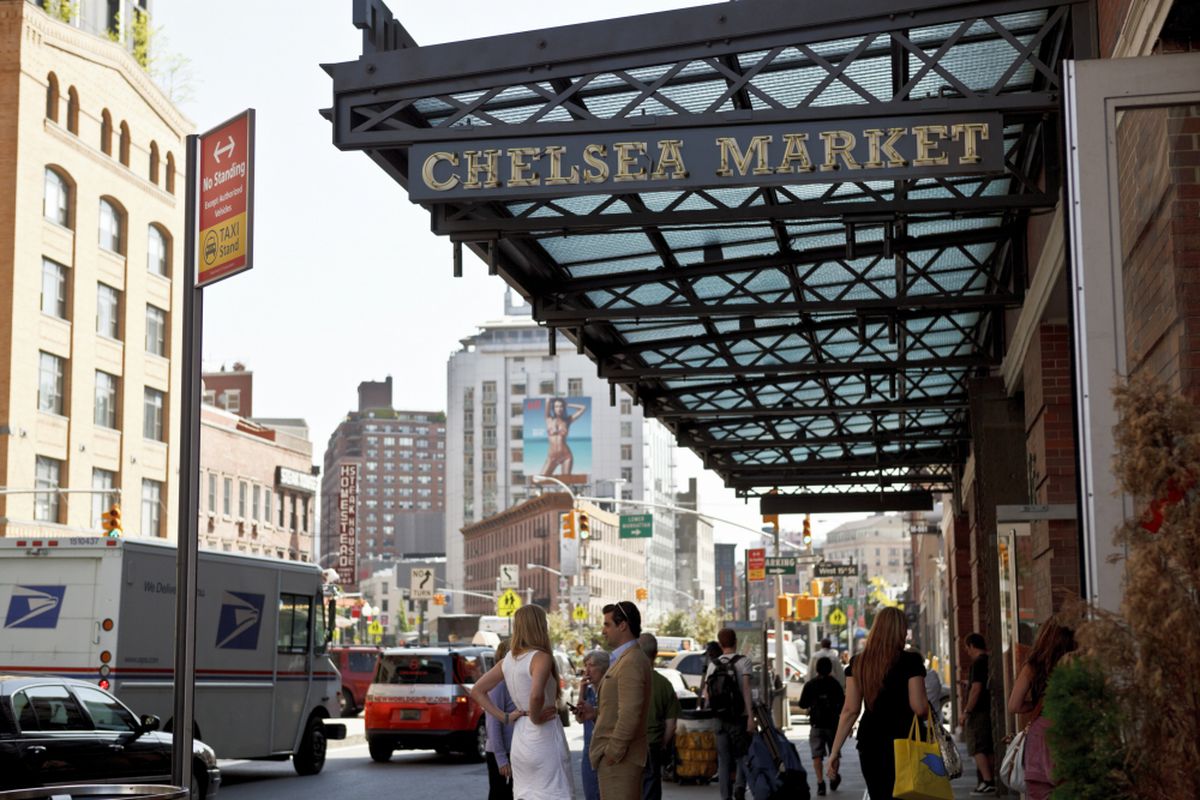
[216,716,983,799]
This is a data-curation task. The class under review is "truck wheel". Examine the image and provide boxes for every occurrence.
[293,717,328,775]
[339,689,357,717]
[368,738,393,763]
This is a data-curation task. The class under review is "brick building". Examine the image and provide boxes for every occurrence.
[461,492,646,619]
[198,405,317,561]
[0,0,188,540]
[319,377,446,583]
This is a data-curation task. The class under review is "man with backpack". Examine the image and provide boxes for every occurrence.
[799,657,845,795]
[704,627,755,800]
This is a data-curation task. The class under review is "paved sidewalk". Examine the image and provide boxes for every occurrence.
[656,719,987,800]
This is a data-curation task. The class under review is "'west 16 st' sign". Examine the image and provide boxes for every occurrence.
[409,113,1002,201]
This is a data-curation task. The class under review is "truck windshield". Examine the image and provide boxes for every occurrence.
[375,655,452,685]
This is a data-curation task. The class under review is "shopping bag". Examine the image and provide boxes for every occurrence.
[937,722,963,780]
[892,710,954,800]
[999,725,1028,792]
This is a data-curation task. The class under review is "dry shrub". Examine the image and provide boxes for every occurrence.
[1054,375,1200,799]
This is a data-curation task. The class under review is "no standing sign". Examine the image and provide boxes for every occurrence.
[197,110,255,287]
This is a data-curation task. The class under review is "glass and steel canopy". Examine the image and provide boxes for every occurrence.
[325,0,1089,511]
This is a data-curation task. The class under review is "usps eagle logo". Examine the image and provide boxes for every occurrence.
[215,591,265,650]
[4,585,67,629]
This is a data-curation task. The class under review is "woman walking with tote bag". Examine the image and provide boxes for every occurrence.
[1005,617,1076,799]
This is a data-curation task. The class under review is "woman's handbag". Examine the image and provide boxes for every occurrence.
[936,722,963,780]
[999,725,1028,792]
[893,710,954,800]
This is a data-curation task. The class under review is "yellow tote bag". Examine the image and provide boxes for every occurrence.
[893,709,954,800]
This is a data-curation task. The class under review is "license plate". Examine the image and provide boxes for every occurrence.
[400,709,420,720]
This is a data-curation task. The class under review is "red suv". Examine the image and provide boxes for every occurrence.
[364,646,494,762]
[329,645,381,717]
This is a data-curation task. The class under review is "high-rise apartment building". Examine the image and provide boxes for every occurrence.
[674,478,715,607]
[319,377,446,584]
[446,293,678,619]
[0,1,187,540]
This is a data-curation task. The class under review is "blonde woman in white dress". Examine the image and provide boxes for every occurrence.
[471,605,575,800]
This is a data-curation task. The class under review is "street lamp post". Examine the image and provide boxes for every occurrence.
[526,562,568,617]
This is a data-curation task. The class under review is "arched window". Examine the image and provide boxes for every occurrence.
[43,167,71,228]
[165,152,176,195]
[118,121,131,167]
[147,224,169,277]
[100,109,113,155]
[98,198,125,254]
[46,72,60,122]
[66,86,79,135]
[148,141,160,185]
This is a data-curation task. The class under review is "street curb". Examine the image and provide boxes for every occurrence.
[331,732,367,749]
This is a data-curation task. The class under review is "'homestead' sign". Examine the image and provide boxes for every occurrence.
[409,114,1003,201]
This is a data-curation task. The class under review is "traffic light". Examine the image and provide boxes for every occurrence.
[794,595,818,621]
[802,514,812,549]
[101,503,122,537]
[433,594,446,606]
[811,579,822,597]
[635,587,648,602]
[776,594,791,622]
[577,512,590,540]
[762,511,779,533]
[561,511,576,539]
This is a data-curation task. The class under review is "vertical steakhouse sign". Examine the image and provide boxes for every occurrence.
[198,110,255,287]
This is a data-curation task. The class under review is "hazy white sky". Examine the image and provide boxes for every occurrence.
[153,0,868,552]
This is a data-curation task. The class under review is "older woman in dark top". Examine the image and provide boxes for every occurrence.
[829,607,928,799]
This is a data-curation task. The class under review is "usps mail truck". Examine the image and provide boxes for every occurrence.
[0,536,345,774]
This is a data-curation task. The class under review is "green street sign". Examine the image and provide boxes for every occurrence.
[619,513,654,539]
[764,556,797,575]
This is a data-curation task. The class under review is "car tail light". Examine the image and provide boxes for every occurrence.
[455,696,468,704]
[98,679,110,689]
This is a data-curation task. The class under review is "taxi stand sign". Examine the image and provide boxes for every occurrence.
[197,110,255,287]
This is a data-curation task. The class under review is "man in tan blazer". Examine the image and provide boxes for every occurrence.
[586,600,652,800]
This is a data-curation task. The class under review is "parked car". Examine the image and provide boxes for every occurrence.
[364,646,494,762]
[0,675,220,798]
[552,650,577,726]
[655,667,699,711]
[666,651,710,692]
[330,645,381,716]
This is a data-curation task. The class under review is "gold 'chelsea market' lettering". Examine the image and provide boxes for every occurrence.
[415,118,996,195]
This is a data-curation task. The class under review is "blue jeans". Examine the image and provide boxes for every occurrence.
[716,720,748,800]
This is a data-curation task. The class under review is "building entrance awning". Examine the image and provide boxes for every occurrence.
[324,0,1089,512]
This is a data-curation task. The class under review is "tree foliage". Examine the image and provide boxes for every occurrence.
[1052,375,1200,799]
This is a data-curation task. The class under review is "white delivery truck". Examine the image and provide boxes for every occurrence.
[0,535,345,774]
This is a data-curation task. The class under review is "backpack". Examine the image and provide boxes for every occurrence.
[706,654,745,721]
[805,677,843,729]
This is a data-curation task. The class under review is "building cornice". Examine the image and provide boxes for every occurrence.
[22,3,193,137]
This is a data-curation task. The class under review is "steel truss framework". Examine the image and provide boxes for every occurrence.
[326,0,1090,508]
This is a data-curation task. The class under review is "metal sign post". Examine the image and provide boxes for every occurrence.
[172,109,255,793]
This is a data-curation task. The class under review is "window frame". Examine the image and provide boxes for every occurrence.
[141,478,162,537]
[34,456,62,523]
[40,257,68,319]
[145,304,167,357]
[44,168,71,228]
[98,198,124,254]
[147,224,169,277]
[93,370,118,429]
[96,283,121,340]
[142,387,165,441]
[37,351,65,415]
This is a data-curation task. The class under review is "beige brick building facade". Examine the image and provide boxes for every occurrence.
[198,405,316,562]
[0,1,189,540]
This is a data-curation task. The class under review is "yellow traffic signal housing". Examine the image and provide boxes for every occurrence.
[762,511,779,532]
[811,579,822,597]
[635,587,648,602]
[561,511,576,539]
[101,503,122,537]
[776,594,791,621]
[578,512,590,539]
[802,514,812,548]
[794,595,818,620]
[433,594,446,606]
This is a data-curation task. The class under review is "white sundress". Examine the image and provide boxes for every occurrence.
[500,650,576,800]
